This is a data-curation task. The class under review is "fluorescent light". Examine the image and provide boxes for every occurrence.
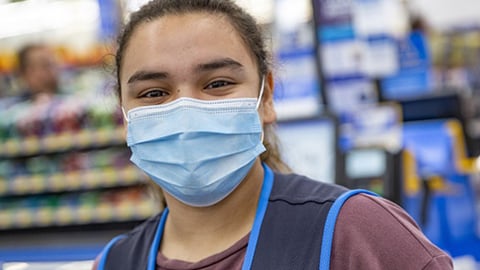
[0,0,99,40]
[235,0,273,24]
[4,263,29,270]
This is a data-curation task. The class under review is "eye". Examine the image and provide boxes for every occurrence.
[205,80,232,89]
[140,89,168,98]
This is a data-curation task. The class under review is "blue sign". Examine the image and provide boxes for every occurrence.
[98,0,121,41]
[314,0,353,25]
[381,31,432,100]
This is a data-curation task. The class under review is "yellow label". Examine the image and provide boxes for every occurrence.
[15,208,33,228]
[36,207,53,226]
[103,168,117,185]
[0,180,7,194]
[23,136,40,155]
[96,203,113,222]
[67,171,82,190]
[116,205,128,221]
[77,206,93,223]
[403,150,421,196]
[75,130,92,148]
[55,133,73,150]
[4,139,20,155]
[13,176,29,194]
[0,211,12,228]
[83,170,99,188]
[43,135,57,149]
[49,173,64,192]
[56,206,74,225]
[31,175,45,193]
[138,200,158,218]
[428,176,447,191]
[95,129,111,145]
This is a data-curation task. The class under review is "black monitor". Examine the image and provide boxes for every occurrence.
[399,92,467,123]
[398,91,477,157]
[339,147,402,204]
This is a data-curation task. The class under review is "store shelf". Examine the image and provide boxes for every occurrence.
[0,165,148,196]
[0,198,160,230]
[0,128,125,158]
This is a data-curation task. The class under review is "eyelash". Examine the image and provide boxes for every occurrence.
[204,80,233,89]
[140,89,168,98]
[138,79,235,99]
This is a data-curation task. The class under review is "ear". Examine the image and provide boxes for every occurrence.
[259,71,276,125]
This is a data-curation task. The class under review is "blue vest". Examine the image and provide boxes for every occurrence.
[98,165,374,270]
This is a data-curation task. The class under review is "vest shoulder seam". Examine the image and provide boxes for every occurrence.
[269,198,336,206]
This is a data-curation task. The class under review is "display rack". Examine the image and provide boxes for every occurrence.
[0,128,125,158]
[0,97,162,262]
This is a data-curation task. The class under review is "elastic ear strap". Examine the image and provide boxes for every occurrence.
[255,76,266,110]
[121,107,129,122]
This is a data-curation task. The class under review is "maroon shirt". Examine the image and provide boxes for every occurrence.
[93,194,453,270]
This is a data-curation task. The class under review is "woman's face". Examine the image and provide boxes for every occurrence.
[120,12,275,125]
[23,46,59,95]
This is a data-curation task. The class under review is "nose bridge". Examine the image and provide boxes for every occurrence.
[175,83,193,99]
[174,81,204,100]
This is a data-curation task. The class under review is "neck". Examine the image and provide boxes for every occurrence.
[160,159,265,262]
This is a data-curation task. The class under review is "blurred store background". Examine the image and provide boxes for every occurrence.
[1,0,480,269]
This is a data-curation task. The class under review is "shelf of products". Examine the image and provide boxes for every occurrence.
[0,164,148,196]
[0,187,158,230]
[0,95,161,235]
[0,94,124,146]
[0,128,125,158]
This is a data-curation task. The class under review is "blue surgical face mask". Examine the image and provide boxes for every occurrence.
[124,79,266,207]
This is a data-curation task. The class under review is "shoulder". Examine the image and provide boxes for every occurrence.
[110,212,163,250]
[271,172,348,204]
[92,212,164,270]
[126,212,163,236]
[331,194,453,270]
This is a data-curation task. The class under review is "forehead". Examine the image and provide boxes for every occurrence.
[121,12,256,76]
[26,47,55,63]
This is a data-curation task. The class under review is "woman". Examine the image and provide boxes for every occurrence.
[94,0,453,269]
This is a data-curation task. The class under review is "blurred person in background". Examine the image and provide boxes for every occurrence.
[16,43,60,102]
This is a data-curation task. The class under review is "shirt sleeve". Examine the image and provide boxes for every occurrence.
[330,194,453,270]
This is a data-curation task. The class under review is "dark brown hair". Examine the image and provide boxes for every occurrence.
[115,0,290,173]
[17,43,46,74]
[115,0,269,97]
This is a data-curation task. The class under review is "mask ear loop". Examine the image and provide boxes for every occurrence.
[255,76,266,110]
[121,107,130,123]
[256,76,266,143]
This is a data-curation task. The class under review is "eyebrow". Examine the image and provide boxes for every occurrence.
[127,58,244,85]
[127,71,169,84]
[195,58,244,73]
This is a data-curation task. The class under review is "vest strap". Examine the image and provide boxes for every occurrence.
[97,235,127,270]
[242,163,274,270]
[319,189,378,270]
[147,208,169,270]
